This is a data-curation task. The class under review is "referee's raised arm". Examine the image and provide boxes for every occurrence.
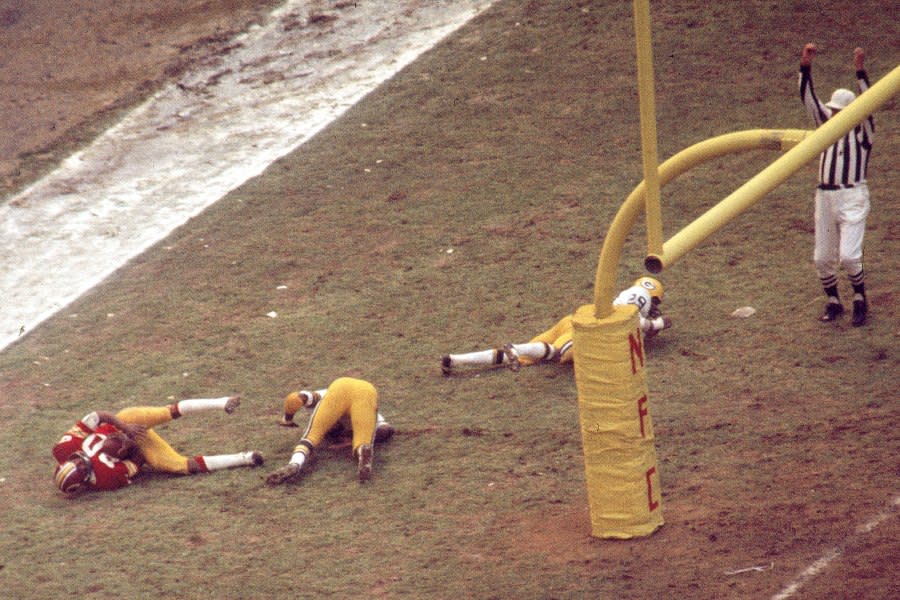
[799,43,828,125]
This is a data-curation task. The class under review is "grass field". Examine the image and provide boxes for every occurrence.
[1,1,898,598]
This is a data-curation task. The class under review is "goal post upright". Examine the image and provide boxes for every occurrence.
[571,0,665,539]
[575,23,898,535]
[632,0,663,258]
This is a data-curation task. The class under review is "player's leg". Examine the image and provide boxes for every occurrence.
[503,342,556,369]
[266,439,313,485]
[115,407,181,471]
[440,315,570,373]
[116,406,175,429]
[356,444,374,483]
[509,316,574,367]
[119,400,261,475]
[345,379,378,482]
[554,332,575,365]
[135,428,261,474]
[269,409,333,482]
[519,315,572,366]
[131,428,190,473]
[303,379,353,448]
[189,451,263,473]
[116,397,238,429]
[173,396,241,416]
[175,399,263,471]
[441,348,508,373]
[813,191,843,322]
[441,340,556,373]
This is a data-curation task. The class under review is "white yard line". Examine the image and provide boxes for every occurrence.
[0,0,495,353]
[770,495,899,600]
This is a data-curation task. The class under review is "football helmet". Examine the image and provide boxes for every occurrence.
[633,276,664,302]
[54,452,92,494]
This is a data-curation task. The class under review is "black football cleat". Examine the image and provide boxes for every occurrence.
[819,302,844,322]
[851,299,867,327]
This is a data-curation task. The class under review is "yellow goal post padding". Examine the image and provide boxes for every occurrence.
[572,303,663,539]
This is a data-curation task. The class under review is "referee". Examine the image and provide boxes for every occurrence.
[799,43,875,327]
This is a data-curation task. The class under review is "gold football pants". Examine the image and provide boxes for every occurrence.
[302,377,377,453]
[116,406,190,474]
[525,314,574,365]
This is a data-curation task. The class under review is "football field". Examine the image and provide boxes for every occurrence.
[1,1,897,598]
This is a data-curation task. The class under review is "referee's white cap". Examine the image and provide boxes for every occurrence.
[826,88,856,110]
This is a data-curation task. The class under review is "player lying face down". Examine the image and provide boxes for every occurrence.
[267,377,395,486]
[441,277,671,374]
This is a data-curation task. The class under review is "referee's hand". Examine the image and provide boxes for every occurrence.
[801,43,817,67]
[854,47,865,71]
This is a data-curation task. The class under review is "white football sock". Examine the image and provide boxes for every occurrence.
[299,389,329,408]
[200,452,257,471]
[447,349,501,367]
[288,451,308,469]
[177,397,231,414]
[509,342,554,361]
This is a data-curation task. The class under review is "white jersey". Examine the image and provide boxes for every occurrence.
[613,285,653,318]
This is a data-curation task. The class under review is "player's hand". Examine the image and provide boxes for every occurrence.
[853,47,865,71]
[122,423,148,442]
[119,435,138,455]
[801,43,817,67]
[100,432,137,459]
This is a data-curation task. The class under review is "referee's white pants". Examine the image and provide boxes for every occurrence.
[813,184,869,279]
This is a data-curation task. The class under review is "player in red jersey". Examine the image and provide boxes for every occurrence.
[53,396,264,494]
[52,411,144,492]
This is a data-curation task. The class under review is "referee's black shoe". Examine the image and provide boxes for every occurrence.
[851,298,868,327]
[819,301,844,322]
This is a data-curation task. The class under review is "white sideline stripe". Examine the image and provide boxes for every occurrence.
[0,0,496,354]
[770,495,899,600]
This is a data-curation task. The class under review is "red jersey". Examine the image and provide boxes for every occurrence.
[52,413,140,491]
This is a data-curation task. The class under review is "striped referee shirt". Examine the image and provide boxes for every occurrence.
[799,65,875,188]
